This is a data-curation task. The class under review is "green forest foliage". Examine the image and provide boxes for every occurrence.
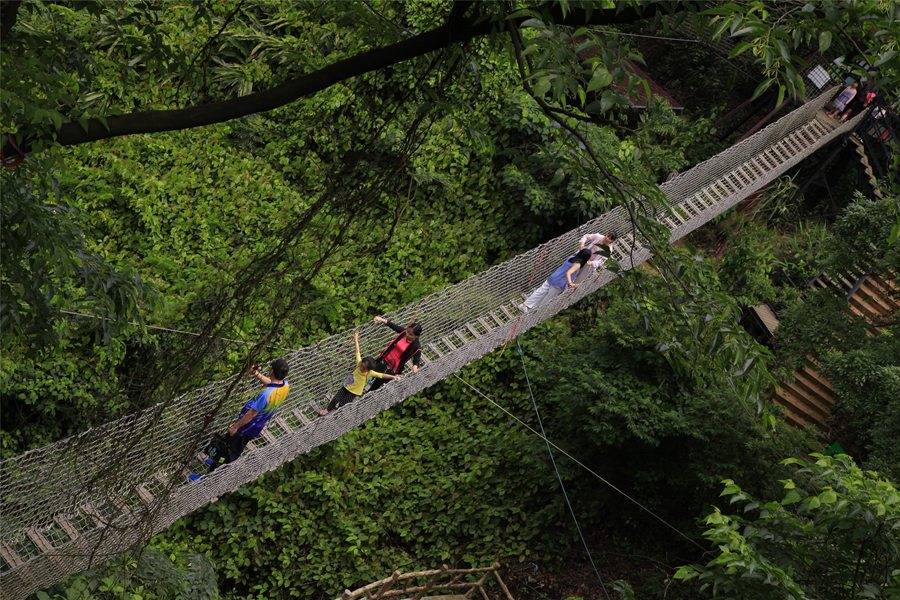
[1,1,898,599]
[677,454,900,599]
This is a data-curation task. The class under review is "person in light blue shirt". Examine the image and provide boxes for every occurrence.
[827,82,858,118]
[520,248,592,312]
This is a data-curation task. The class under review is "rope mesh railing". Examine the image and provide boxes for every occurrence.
[1,87,869,599]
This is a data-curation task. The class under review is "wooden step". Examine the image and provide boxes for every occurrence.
[106,495,136,519]
[856,280,894,312]
[775,398,817,430]
[774,387,826,428]
[273,415,293,434]
[848,291,882,321]
[734,167,753,186]
[0,542,23,568]
[25,527,54,553]
[53,515,81,541]
[758,151,778,169]
[848,303,868,321]
[478,316,497,332]
[745,160,765,178]
[260,428,278,445]
[134,484,155,505]
[865,275,898,303]
[817,274,846,294]
[835,273,857,291]
[792,370,836,406]
[784,135,803,153]
[292,408,311,426]
[80,503,105,527]
[801,366,835,393]
[780,381,832,421]
[489,310,507,327]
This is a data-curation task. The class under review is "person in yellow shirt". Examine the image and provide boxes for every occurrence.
[318,330,399,415]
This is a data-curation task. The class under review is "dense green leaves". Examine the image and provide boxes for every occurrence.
[2,2,897,598]
[676,454,900,599]
[703,0,899,106]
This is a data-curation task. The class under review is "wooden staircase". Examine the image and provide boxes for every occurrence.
[849,133,884,199]
[811,271,897,325]
[772,270,897,431]
[774,361,837,430]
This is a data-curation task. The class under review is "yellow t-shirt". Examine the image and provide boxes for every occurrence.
[343,346,387,395]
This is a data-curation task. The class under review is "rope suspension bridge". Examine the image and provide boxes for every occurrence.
[0,88,867,599]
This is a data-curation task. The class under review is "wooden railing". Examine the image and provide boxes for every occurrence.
[338,563,515,600]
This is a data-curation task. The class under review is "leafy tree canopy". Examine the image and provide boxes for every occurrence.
[1,0,895,154]
[676,453,900,599]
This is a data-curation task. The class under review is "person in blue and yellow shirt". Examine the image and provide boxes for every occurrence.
[190,358,290,480]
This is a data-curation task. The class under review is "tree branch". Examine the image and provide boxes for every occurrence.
[9,2,679,153]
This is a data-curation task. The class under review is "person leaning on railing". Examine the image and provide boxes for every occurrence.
[519,248,592,313]
[579,232,616,268]
[188,358,291,481]
[368,315,423,392]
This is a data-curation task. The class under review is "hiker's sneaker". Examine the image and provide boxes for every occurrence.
[187,472,203,483]
[203,457,215,467]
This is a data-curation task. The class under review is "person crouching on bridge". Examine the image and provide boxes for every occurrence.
[519,248,592,313]
[189,358,290,481]
[368,316,422,392]
[318,330,399,415]
[579,232,616,269]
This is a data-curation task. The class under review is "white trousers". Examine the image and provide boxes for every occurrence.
[522,281,563,310]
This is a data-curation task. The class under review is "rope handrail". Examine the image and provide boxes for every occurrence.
[1,86,870,599]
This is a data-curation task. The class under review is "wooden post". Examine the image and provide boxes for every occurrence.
[492,563,515,600]
[464,573,490,598]
[371,570,400,600]
[410,564,448,600]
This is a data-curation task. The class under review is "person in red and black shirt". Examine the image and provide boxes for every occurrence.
[369,316,423,392]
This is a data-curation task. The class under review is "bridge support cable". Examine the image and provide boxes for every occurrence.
[450,370,705,554]
[0,87,869,599]
[515,340,611,600]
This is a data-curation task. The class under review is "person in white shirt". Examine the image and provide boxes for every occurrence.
[579,233,616,268]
